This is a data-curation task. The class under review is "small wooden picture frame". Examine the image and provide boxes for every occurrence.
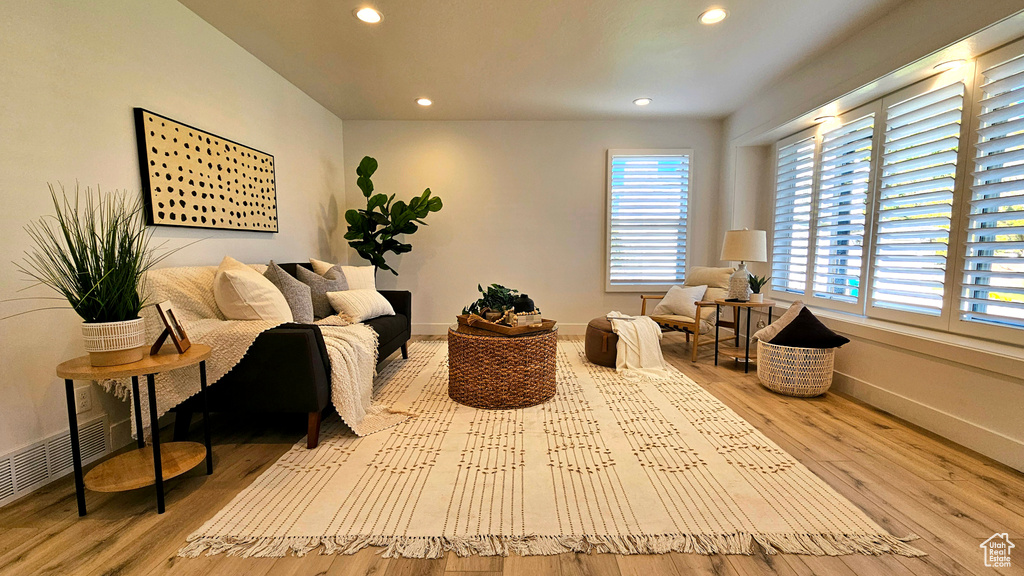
[151,300,191,355]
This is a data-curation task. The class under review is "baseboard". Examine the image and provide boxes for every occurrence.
[413,322,588,335]
[831,371,1024,472]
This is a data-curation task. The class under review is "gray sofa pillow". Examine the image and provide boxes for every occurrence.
[263,261,315,323]
[296,265,348,319]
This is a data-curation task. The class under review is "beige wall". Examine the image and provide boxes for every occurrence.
[721,0,1024,470]
[0,0,347,456]
[342,120,722,334]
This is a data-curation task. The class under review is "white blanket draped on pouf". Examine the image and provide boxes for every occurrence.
[606,311,671,379]
[101,265,411,438]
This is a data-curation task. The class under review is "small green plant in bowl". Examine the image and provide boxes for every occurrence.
[748,274,771,294]
[748,274,771,303]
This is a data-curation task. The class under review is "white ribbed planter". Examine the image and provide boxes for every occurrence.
[81,318,146,366]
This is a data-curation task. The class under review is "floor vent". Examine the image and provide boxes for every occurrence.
[0,459,13,502]
[0,416,108,508]
[13,445,48,491]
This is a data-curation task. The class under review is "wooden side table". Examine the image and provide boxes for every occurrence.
[56,344,213,516]
[714,300,775,373]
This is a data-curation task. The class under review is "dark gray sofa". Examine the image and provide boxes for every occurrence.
[172,262,411,448]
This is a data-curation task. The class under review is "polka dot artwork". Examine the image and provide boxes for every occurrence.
[134,108,278,232]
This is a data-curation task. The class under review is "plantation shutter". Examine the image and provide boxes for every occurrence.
[771,136,816,295]
[961,53,1024,330]
[813,115,875,304]
[607,151,690,287]
[871,80,965,316]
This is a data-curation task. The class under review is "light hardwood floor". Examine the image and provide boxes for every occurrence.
[1,334,1022,576]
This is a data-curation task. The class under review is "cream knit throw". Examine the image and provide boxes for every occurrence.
[179,340,923,560]
[607,311,671,379]
[101,265,408,437]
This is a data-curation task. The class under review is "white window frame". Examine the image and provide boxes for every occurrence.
[767,128,818,301]
[605,148,693,292]
[804,102,884,315]
[865,65,975,331]
[951,38,1024,346]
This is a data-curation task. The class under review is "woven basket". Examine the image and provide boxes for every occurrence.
[448,327,557,409]
[756,340,835,397]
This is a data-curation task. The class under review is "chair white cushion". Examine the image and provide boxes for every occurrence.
[753,301,804,341]
[652,285,707,319]
[651,314,713,335]
[327,289,395,323]
[213,256,292,323]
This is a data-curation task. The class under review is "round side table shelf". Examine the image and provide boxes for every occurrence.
[57,344,213,516]
[713,300,776,373]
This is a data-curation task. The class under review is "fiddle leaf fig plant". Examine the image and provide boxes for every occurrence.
[343,156,443,275]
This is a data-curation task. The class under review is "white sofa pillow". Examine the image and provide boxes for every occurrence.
[651,285,708,319]
[310,257,337,276]
[213,256,293,323]
[752,301,804,341]
[340,266,376,290]
[310,259,376,290]
[327,289,395,323]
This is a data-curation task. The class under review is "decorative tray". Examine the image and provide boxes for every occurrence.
[455,314,557,336]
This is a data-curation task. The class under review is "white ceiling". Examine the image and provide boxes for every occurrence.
[179,0,905,120]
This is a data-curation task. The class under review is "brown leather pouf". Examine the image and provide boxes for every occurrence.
[585,317,618,368]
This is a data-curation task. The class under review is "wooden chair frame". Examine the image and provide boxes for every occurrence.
[641,295,738,362]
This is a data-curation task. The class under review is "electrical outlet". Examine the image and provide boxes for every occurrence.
[74,387,92,414]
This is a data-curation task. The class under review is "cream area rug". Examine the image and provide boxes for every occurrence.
[180,340,923,559]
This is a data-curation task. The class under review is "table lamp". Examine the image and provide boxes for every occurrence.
[721,229,767,301]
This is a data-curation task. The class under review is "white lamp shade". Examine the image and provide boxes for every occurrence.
[721,229,767,262]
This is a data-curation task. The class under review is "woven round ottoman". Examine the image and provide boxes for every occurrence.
[584,317,618,368]
[756,341,835,397]
[447,326,557,409]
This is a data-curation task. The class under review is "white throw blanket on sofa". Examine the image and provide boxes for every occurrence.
[606,311,671,379]
[101,265,410,439]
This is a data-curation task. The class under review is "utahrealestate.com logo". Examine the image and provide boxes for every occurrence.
[980,533,1014,568]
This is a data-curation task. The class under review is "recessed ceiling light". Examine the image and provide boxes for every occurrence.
[354,7,382,23]
[934,59,966,72]
[633,97,653,106]
[698,7,728,25]
[813,115,835,124]
[416,98,432,106]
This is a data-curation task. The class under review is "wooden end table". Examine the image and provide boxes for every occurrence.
[56,344,213,516]
[714,300,775,373]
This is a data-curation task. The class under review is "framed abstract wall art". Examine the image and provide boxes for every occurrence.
[133,108,278,232]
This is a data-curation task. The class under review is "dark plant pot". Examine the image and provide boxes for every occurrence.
[513,294,535,313]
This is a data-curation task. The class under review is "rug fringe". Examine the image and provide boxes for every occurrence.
[178,532,925,559]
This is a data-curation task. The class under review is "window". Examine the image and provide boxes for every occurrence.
[606,149,690,291]
[812,112,875,308]
[767,37,1024,344]
[870,77,965,321]
[771,135,816,295]
[961,49,1024,334]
